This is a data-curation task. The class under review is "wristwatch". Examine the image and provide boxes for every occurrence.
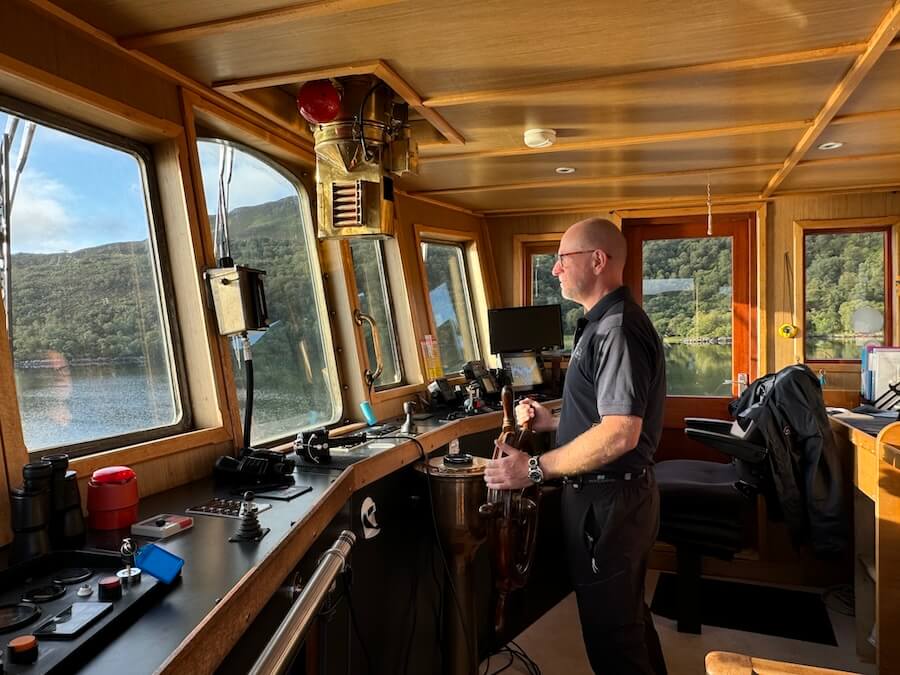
[527,455,544,485]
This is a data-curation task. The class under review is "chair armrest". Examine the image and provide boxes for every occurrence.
[685,428,767,464]
[684,418,733,434]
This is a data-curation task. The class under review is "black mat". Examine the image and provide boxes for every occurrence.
[650,573,837,645]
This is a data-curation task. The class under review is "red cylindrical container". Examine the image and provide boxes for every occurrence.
[86,466,138,530]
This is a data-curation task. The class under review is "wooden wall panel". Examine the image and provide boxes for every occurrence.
[1,0,180,124]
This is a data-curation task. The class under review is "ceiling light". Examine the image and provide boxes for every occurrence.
[523,128,557,148]
[817,141,844,151]
[555,167,576,174]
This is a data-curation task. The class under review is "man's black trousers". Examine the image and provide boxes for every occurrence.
[560,471,667,675]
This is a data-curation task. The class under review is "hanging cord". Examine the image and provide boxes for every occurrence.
[783,252,795,319]
[706,174,713,236]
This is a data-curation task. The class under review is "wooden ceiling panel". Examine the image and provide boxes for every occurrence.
[399,128,802,192]
[415,61,848,157]
[86,0,889,96]
[805,114,900,160]
[840,49,900,114]
[442,169,774,212]
[780,155,900,192]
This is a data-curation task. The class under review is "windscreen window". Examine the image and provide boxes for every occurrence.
[197,139,341,443]
[0,105,185,456]
[420,240,480,374]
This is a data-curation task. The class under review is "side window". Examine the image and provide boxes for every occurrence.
[0,103,186,456]
[803,228,890,361]
[197,139,340,442]
[348,239,402,388]
[420,240,480,374]
[528,251,581,349]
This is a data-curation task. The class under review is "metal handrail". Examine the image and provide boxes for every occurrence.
[249,530,356,675]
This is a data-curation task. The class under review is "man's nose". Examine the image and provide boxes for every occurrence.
[552,259,563,276]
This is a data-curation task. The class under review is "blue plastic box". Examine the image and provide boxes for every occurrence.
[135,543,184,584]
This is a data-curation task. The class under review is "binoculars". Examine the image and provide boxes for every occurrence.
[10,454,85,563]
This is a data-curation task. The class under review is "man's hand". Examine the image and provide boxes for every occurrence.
[516,398,557,432]
[484,440,532,490]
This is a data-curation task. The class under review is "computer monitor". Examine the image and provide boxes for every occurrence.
[501,353,544,392]
[488,305,563,355]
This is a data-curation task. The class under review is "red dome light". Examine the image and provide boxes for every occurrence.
[296,79,341,125]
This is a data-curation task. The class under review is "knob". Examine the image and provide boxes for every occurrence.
[8,635,38,664]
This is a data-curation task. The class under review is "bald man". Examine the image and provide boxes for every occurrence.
[485,218,667,674]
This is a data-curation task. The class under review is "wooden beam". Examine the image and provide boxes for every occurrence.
[24,0,318,155]
[419,119,809,163]
[422,44,866,108]
[394,190,478,216]
[831,106,900,126]
[479,193,762,217]
[760,4,900,198]
[214,60,383,93]
[372,61,465,144]
[215,59,466,145]
[798,150,900,168]
[118,0,404,49]
[413,162,781,196]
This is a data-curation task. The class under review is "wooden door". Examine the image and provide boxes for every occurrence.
[623,214,756,462]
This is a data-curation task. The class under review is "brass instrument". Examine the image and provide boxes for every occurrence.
[479,386,541,634]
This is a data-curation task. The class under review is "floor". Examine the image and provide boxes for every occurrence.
[480,571,877,675]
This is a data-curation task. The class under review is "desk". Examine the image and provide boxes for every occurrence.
[705,650,860,674]
[829,415,900,675]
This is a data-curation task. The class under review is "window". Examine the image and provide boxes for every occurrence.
[528,251,581,349]
[641,236,734,396]
[348,239,402,388]
[420,240,479,374]
[0,101,186,456]
[803,228,890,361]
[197,139,340,443]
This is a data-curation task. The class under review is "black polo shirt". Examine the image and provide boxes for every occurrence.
[556,286,666,473]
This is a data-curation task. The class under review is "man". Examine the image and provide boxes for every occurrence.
[484,218,667,675]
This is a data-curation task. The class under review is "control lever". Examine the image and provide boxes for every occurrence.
[400,400,417,435]
[117,537,142,586]
[230,491,269,543]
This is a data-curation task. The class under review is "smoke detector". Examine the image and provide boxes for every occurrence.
[817,141,844,151]
[524,128,557,148]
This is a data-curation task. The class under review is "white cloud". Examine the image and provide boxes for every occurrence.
[8,170,79,253]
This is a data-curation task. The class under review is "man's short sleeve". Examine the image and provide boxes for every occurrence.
[592,327,651,418]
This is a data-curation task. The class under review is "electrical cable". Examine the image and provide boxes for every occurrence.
[356,82,383,164]
[341,567,372,674]
[378,435,478,675]
[241,334,253,451]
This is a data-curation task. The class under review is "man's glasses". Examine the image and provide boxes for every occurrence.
[554,249,610,265]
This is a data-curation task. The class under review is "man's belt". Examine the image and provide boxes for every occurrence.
[561,466,649,485]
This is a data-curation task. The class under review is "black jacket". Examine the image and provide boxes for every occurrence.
[729,364,847,556]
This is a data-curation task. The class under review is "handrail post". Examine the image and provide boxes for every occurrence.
[249,530,356,675]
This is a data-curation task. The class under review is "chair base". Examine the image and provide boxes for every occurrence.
[675,547,702,634]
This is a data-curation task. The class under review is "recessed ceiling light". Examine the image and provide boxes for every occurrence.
[817,141,844,151]
[523,128,557,148]
[555,167,576,174]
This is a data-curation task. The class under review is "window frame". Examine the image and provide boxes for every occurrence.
[0,93,191,460]
[343,238,405,392]
[196,135,344,443]
[793,217,900,366]
[415,231,483,376]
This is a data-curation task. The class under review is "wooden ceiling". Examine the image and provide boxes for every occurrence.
[32,0,900,214]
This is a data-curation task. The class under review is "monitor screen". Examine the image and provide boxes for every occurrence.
[488,305,563,354]
[502,353,544,392]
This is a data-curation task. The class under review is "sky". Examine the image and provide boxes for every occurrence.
[1,112,296,254]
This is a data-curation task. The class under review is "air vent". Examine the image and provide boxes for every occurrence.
[331,181,363,228]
